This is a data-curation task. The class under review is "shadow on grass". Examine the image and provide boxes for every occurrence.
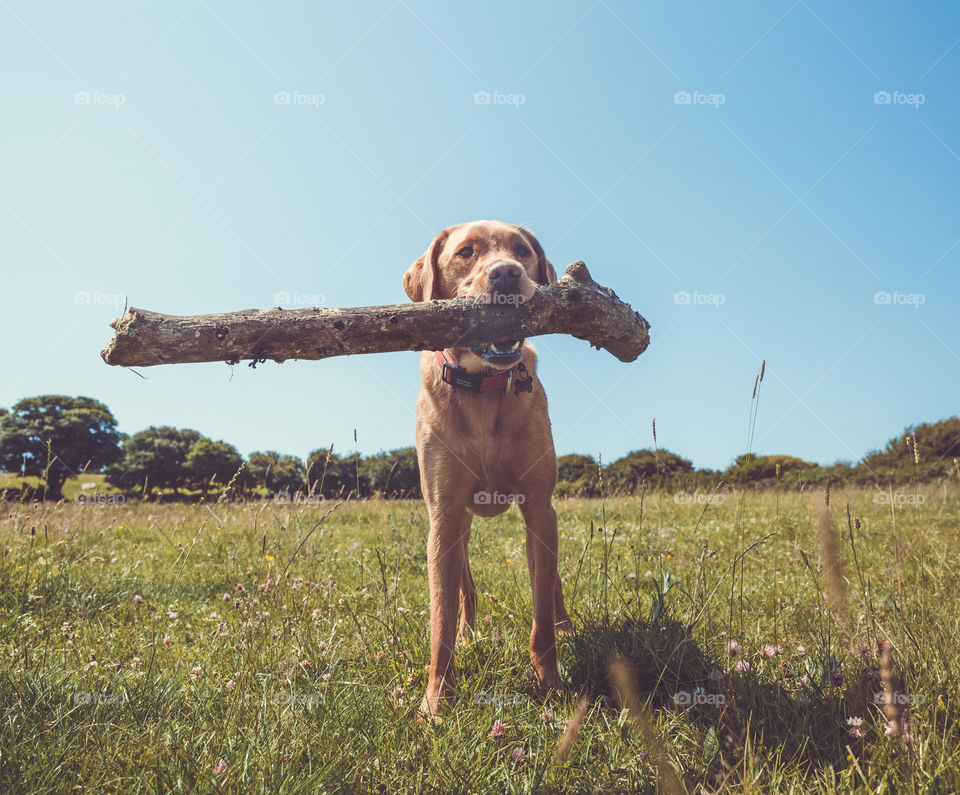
[562,609,855,782]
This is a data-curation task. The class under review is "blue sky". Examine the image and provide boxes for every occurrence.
[1,1,958,471]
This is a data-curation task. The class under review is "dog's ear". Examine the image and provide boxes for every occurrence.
[403,231,447,302]
[518,226,556,286]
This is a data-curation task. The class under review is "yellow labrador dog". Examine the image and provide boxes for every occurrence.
[403,220,571,716]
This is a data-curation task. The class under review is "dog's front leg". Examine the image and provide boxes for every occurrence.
[520,499,563,689]
[420,507,467,717]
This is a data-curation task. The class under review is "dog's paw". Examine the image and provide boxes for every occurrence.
[418,691,450,721]
[527,665,564,691]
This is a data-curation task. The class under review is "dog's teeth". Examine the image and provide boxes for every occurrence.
[489,340,521,354]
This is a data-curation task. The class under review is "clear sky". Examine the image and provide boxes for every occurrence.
[1,1,958,471]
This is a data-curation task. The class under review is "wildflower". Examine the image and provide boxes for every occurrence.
[392,685,405,701]
[130,657,141,669]
[213,759,227,775]
[191,667,203,679]
[725,640,740,656]
[133,594,143,604]
[847,716,865,739]
[162,635,172,646]
[760,644,781,659]
[637,751,651,763]
[510,747,525,763]
[489,719,506,739]
[222,593,231,601]
[853,516,861,530]
[61,622,70,632]
[796,645,806,656]
[318,641,328,651]
[735,660,750,673]
[708,668,723,683]
[484,615,493,624]
[225,680,236,690]
[282,753,292,762]
[541,709,555,723]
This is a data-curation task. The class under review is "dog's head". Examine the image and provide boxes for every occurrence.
[403,220,556,371]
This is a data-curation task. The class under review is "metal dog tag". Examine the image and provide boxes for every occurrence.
[513,363,533,394]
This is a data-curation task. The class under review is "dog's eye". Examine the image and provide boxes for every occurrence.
[455,246,474,258]
[514,245,531,258]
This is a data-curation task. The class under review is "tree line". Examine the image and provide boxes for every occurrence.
[1,395,958,501]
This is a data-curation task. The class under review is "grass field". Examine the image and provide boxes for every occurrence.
[1,484,958,792]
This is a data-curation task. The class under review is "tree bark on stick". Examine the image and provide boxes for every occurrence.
[101,261,650,368]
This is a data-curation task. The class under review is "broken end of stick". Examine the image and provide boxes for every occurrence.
[561,260,591,283]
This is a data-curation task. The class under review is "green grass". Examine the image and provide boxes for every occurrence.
[1,485,958,792]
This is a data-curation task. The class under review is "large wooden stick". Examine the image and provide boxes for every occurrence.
[101,261,650,367]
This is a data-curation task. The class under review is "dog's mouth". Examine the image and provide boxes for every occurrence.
[471,338,524,365]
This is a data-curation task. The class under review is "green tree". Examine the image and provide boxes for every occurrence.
[361,447,420,498]
[603,449,693,494]
[305,448,367,498]
[246,451,306,496]
[106,427,202,495]
[862,417,960,481]
[556,454,600,497]
[184,438,244,497]
[0,395,121,501]
[725,453,816,485]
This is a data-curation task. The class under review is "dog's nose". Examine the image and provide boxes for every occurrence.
[487,261,522,293]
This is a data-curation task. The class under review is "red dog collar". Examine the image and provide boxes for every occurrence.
[434,350,519,393]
